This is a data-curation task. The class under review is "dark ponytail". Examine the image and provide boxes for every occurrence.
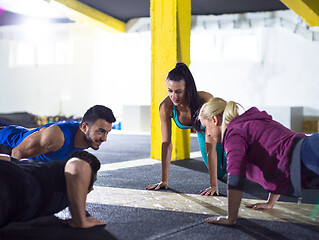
[167,63,200,130]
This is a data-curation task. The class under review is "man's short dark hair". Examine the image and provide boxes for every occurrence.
[82,105,116,125]
[67,151,101,174]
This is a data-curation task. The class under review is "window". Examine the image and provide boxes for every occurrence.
[15,42,35,65]
[191,29,261,63]
[11,39,74,66]
[222,34,260,61]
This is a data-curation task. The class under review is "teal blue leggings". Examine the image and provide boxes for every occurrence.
[197,132,227,179]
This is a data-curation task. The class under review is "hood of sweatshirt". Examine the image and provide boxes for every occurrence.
[228,107,272,126]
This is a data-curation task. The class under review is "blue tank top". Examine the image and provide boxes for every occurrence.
[172,104,227,178]
[0,122,83,162]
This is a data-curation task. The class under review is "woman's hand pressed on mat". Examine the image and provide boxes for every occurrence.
[145,181,168,190]
[200,186,219,196]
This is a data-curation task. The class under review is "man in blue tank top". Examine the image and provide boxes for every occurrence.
[0,105,116,162]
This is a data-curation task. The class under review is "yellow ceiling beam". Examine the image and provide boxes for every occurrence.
[280,0,319,26]
[53,0,126,33]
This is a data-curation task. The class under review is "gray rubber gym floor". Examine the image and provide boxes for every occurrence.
[0,133,318,240]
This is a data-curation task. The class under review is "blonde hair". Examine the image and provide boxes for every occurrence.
[200,97,241,136]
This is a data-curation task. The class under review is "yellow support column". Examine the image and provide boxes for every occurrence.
[150,0,191,160]
[280,0,319,26]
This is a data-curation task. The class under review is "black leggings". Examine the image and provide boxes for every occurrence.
[0,161,26,227]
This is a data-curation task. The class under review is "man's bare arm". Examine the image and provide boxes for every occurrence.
[11,125,64,159]
[65,159,105,228]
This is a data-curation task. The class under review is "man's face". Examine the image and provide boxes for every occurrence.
[83,119,112,150]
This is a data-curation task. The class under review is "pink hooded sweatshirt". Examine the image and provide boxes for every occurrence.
[224,107,305,195]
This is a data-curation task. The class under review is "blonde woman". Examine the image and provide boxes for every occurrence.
[199,97,319,225]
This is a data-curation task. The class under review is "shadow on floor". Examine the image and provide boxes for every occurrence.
[171,158,319,204]
[0,216,117,240]
[234,218,319,240]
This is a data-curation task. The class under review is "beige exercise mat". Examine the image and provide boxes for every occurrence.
[87,186,319,226]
